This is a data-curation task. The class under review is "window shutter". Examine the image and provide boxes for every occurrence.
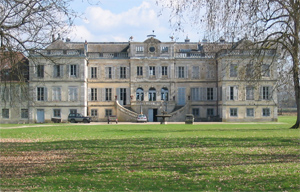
[102,88,106,101]
[126,67,129,79]
[77,65,81,79]
[75,87,78,101]
[126,88,130,105]
[58,87,62,101]
[259,86,263,100]
[185,66,188,79]
[234,86,238,101]
[269,86,273,100]
[80,85,85,102]
[155,66,159,78]
[53,66,57,78]
[44,87,48,101]
[116,88,120,102]
[67,65,70,78]
[175,66,178,78]
[60,65,64,78]
[117,67,120,79]
[68,87,71,101]
[112,67,115,79]
[226,86,230,101]
[168,66,171,78]
[97,67,101,79]
[213,87,217,101]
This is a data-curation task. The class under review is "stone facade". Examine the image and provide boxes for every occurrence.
[1,35,278,123]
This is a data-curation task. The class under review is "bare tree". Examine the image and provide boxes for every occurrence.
[0,0,89,110]
[157,0,300,128]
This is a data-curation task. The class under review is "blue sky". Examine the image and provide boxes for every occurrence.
[68,0,204,42]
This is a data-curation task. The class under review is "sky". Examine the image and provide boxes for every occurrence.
[68,0,204,43]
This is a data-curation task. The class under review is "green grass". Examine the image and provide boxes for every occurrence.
[1,116,299,191]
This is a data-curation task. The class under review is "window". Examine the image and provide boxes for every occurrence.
[37,87,46,101]
[192,108,199,117]
[21,109,28,118]
[53,65,62,78]
[136,46,144,53]
[246,64,253,78]
[230,108,238,117]
[178,66,185,78]
[91,67,97,79]
[262,64,270,77]
[149,66,155,76]
[192,66,200,79]
[2,109,9,119]
[120,67,126,79]
[106,67,112,79]
[207,88,213,100]
[137,66,143,76]
[162,66,168,76]
[207,108,214,117]
[230,64,238,77]
[70,109,77,114]
[1,87,10,101]
[52,87,61,101]
[91,109,98,117]
[37,65,44,78]
[68,87,78,101]
[263,108,270,116]
[161,46,169,53]
[228,86,238,101]
[91,88,98,101]
[105,88,112,101]
[136,88,144,101]
[53,109,61,117]
[246,86,254,100]
[105,109,112,117]
[149,88,156,101]
[70,64,77,77]
[247,108,254,117]
[262,86,271,100]
[161,87,169,101]
[206,65,215,79]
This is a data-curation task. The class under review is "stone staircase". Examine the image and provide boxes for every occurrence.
[116,101,139,122]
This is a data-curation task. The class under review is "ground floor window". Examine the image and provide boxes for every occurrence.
[230,108,238,117]
[207,108,214,117]
[53,109,61,117]
[105,109,112,117]
[2,109,9,119]
[21,109,28,118]
[91,109,98,117]
[246,108,254,117]
[69,109,77,114]
[192,108,199,117]
[262,108,270,116]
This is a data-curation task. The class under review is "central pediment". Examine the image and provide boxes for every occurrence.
[144,37,161,44]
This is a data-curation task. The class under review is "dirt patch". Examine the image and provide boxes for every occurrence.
[0,150,72,178]
[0,138,39,143]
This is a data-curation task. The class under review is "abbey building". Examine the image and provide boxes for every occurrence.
[0,35,278,123]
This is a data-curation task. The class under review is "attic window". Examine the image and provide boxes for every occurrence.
[136,46,144,53]
[179,49,191,53]
[149,47,155,52]
[161,46,169,53]
[63,50,67,54]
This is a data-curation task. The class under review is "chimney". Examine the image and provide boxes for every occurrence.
[185,36,190,43]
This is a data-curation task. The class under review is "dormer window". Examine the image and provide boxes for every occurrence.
[136,46,144,53]
[161,46,169,53]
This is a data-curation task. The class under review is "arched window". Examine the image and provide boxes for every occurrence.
[149,88,156,101]
[161,87,169,101]
[136,88,144,101]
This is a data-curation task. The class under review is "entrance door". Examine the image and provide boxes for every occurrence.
[148,109,153,122]
[148,109,158,122]
[37,109,45,123]
[178,88,186,105]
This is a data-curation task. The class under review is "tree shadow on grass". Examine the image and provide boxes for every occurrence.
[1,136,299,191]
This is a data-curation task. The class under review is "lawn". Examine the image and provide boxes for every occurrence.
[0,116,299,191]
